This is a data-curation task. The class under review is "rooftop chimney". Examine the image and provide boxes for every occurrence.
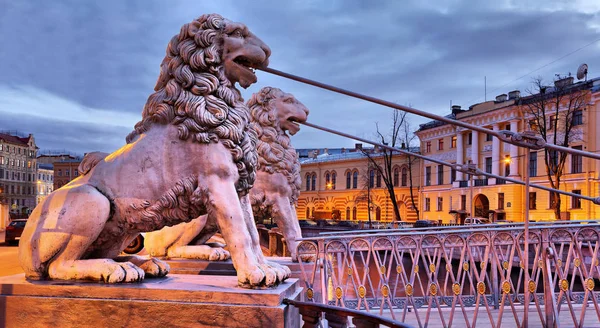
[451,105,463,115]
[508,90,520,100]
[495,94,508,102]
[555,76,574,88]
[355,143,363,151]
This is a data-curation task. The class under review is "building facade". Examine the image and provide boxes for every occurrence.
[297,145,421,222]
[36,163,54,205]
[416,77,600,223]
[0,132,38,217]
[54,159,82,189]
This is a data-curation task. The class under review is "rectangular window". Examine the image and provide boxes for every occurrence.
[485,157,492,174]
[66,169,70,177]
[461,195,467,210]
[58,169,62,177]
[425,167,431,186]
[486,133,493,142]
[529,152,537,177]
[451,136,457,148]
[451,167,456,183]
[74,169,79,177]
[468,132,473,145]
[549,115,556,130]
[437,197,443,211]
[425,198,431,212]
[437,165,444,185]
[438,139,444,150]
[571,146,583,174]
[529,192,537,210]
[27,161,31,168]
[426,141,431,153]
[572,110,583,126]
[571,190,581,209]
[504,155,510,176]
[505,124,511,131]
[498,193,504,210]
[376,171,381,188]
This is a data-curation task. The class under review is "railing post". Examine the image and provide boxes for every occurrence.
[491,241,499,310]
[541,230,558,328]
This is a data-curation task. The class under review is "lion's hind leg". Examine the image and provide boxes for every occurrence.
[167,244,230,261]
[43,185,144,283]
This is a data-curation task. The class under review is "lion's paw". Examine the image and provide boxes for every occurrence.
[237,265,268,288]
[262,261,291,283]
[138,258,170,277]
[208,248,231,261]
[103,262,145,283]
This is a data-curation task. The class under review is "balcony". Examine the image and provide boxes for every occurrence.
[474,178,488,186]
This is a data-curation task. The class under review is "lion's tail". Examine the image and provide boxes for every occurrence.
[79,152,109,175]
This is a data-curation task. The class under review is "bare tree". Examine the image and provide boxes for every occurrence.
[523,75,588,220]
[361,111,407,221]
[355,165,373,228]
[400,116,420,220]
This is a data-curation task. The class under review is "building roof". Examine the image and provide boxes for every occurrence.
[38,163,54,170]
[299,147,419,165]
[55,159,82,164]
[0,133,32,146]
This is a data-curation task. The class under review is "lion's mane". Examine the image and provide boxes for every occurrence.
[247,87,301,203]
[126,14,257,195]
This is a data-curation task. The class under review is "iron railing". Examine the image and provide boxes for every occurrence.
[296,221,600,327]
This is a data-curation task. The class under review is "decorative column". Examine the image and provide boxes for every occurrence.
[510,120,519,176]
[456,132,464,181]
[492,124,500,176]
[471,130,479,172]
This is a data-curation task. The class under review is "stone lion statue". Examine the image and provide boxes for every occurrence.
[18,14,290,288]
[144,86,309,262]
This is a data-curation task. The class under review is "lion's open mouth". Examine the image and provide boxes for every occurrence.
[233,56,258,76]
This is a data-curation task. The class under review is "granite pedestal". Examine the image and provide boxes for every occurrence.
[0,274,301,328]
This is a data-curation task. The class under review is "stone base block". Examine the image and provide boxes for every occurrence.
[0,274,301,328]
[166,257,305,280]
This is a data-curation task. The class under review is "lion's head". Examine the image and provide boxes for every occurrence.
[247,87,310,202]
[126,14,271,195]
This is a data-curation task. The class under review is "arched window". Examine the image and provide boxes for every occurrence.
[352,171,358,189]
[369,169,375,188]
[352,207,357,220]
[376,171,382,188]
[393,168,399,187]
[401,167,408,186]
[311,173,316,191]
[306,207,310,219]
[346,172,351,189]
[331,172,337,190]
[346,207,350,220]
[305,174,310,191]
[376,206,381,221]
[325,172,330,189]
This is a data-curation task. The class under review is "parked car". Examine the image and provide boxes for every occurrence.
[5,219,27,245]
[414,220,439,228]
[464,217,489,225]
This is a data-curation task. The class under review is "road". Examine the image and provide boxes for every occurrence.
[0,230,23,277]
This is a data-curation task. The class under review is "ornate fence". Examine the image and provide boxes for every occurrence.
[297,221,600,327]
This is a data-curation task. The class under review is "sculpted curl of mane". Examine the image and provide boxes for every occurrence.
[247,87,301,202]
[126,14,257,195]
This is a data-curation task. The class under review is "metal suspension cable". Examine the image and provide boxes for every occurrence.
[259,67,600,160]
[300,121,600,205]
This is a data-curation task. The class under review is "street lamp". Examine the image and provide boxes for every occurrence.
[326,182,333,190]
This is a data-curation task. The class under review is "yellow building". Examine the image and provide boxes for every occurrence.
[415,77,600,223]
[297,145,421,222]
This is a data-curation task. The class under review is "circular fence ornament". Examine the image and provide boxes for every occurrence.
[560,279,569,292]
[347,267,352,276]
[463,262,469,271]
[595,258,599,267]
[574,258,581,268]
[429,263,436,273]
[414,265,419,273]
[405,284,414,296]
[358,285,366,298]
[502,261,509,270]
[586,278,595,291]
[502,281,511,294]
[446,264,452,272]
[477,282,486,295]
[396,265,403,274]
[306,288,314,300]
[380,265,386,275]
[480,261,486,270]
[335,287,343,299]
[430,283,438,296]
[557,259,563,268]
[528,280,536,294]
[382,285,390,298]
[538,260,543,268]
[452,283,461,296]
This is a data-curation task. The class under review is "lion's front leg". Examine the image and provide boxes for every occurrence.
[272,198,306,262]
[207,178,278,288]
[240,195,291,282]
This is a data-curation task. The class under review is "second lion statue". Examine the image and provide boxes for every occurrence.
[143,87,309,262]
[18,14,290,288]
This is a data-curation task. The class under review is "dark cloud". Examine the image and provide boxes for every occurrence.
[0,0,599,154]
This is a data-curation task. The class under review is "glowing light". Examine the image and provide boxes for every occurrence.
[326,182,333,189]
[504,157,512,164]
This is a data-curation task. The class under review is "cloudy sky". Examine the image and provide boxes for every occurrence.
[0,0,599,155]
